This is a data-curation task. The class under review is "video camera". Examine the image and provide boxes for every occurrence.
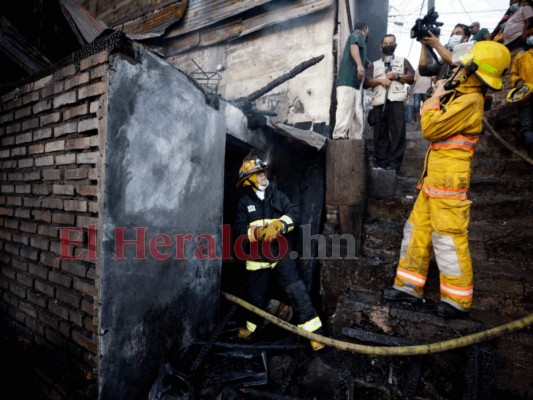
[410,7,443,41]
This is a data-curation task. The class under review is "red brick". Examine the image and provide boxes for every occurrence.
[64,168,88,180]
[8,172,23,180]
[77,216,98,227]
[35,156,54,167]
[29,144,44,154]
[31,236,50,251]
[0,230,12,240]
[35,280,55,296]
[40,112,61,126]
[78,82,106,101]
[37,224,57,237]
[1,136,15,146]
[0,207,14,216]
[89,101,100,114]
[40,311,59,329]
[52,213,75,225]
[78,118,98,133]
[15,106,32,119]
[63,103,88,120]
[10,282,26,298]
[14,208,30,219]
[48,301,69,320]
[22,118,39,131]
[66,137,94,150]
[23,171,41,181]
[33,210,52,223]
[61,260,90,279]
[33,184,50,195]
[13,232,30,245]
[15,132,32,144]
[42,169,61,180]
[20,221,37,233]
[88,201,98,213]
[5,123,21,134]
[4,242,20,255]
[53,91,77,108]
[6,196,22,206]
[83,317,97,334]
[76,185,97,197]
[15,185,31,194]
[54,121,77,137]
[64,200,87,212]
[80,51,108,70]
[4,218,19,229]
[33,127,53,141]
[29,263,49,279]
[49,271,72,288]
[18,158,33,168]
[41,198,63,209]
[11,256,27,270]
[73,278,96,297]
[22,91,39,105]
[1,266,16,280]
[44,140,65,153]
[11,147,27,156]
[24,197,41,207]
[53,65,76,81]
[76,152,99,164]
[19,301,37,318]
[33,99,53,114]
[0,112,14,124]
[53,184,74,195]
[72,329,97,353]
[56,287,81,307]
[34,74,53,90]
[0,149,11,159]
[55,154,76,165]
[40,252,60,269]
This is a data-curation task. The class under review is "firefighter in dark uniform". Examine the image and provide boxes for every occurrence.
[234,153,324,351]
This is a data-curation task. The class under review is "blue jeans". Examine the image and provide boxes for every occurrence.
[413,93,426,120]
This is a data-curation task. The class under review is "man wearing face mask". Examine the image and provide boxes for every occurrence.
[503,0,533,50]
[418,24,470,79]
[508,35,533,157]
[365,34,415,170]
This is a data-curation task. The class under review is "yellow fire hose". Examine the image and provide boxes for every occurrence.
[222,291,533,356]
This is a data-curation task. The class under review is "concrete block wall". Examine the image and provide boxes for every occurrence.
[0,50,109,399]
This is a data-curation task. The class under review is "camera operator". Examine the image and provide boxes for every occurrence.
[419,24,471,79]
[365,34,415,171]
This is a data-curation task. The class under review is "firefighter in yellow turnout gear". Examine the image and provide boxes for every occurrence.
[384,41,511,318]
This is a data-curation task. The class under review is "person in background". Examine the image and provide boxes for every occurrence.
[503,0,533,50]
[365,34,415,171]
[411,69,434,122]
[383,41,511,318]
[234,152,325,351]
[469,21,491,41]
[419,24,471,79]
[508,35,533,157]
[492,0,519,42]
[332,22,369,140]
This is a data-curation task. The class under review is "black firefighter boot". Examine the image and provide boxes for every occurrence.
[285,281,325,351]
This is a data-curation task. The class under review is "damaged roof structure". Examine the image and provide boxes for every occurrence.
[0,1,531,400]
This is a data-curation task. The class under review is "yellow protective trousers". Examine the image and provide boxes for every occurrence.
[393,191,474,311]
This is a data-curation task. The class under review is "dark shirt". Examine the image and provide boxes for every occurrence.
[336,30,367,88]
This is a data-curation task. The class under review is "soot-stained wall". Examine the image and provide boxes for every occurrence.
[99,48,225,399]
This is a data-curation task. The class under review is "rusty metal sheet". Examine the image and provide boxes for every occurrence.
[121,2,189,39]
[60,0,107,44]
[164,0,275,38]
[165,0,333,56]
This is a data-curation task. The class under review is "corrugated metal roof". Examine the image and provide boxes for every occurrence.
[120,2,188,39]
[164,0,275,38]
[60,0,107,44]
[0,15,52,74]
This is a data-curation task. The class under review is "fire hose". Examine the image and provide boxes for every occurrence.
[222,291,533,356]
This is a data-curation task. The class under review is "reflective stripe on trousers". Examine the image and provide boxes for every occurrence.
[393,191,474,311]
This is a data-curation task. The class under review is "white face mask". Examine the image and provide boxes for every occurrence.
[509,3,519,12]
[446,34,463,50]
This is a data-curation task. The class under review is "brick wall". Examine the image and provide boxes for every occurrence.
[0,51,109,399]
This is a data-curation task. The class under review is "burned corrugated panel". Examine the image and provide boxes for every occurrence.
[165,0,334,56]
[267,121,327,151]
[0,15,51,74]
[119,2,188,39]
[59,0,107,44]
[163,0,275,38]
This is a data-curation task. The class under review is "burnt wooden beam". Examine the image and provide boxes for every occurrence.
[232,55,324,106]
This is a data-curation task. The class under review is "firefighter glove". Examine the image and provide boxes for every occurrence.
[264,220,285,242]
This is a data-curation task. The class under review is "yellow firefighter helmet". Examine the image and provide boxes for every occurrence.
[462,41,511,91]
[506,83,533,104]
[236,154,268,188]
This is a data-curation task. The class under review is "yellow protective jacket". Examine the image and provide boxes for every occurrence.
[510,49,533,86]
[418,89,485,199]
